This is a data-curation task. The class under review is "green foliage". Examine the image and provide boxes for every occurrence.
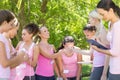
[82,64,92,77]
[1,0,119,79]
[82,77,90,80]
[0,0,120,48]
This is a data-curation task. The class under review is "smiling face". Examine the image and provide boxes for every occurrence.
[39,27,50,39]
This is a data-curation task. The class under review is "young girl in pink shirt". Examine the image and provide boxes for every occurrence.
[57,36,82,80]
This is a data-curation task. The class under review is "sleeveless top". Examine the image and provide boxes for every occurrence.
[15,42,35,78]
[61,52,78,77]
[0,34,10,78]
[35,47,54,77]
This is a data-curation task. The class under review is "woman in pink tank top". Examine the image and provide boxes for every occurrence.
[12,23,39,80]
[57,36,82,80]
[35,26,60,80]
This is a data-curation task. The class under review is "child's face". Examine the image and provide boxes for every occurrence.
[83,30,95,39]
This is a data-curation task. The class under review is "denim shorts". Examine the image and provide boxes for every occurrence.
[35,74,55,80]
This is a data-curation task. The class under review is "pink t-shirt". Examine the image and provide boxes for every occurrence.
[0,34,10,78]
[61,52,78,78]
[35,48,54,77]
[93,50,105,67]
[107,20,120,74]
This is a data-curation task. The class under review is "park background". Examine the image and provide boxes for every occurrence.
[0,0,120,80]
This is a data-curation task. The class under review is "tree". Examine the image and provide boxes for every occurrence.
[0,0,119,49]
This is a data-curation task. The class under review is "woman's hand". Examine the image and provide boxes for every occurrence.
[91,45,99,51]
[101,74,107,80]
[17,51,29,62]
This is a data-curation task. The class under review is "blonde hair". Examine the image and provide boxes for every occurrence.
[89,10,102,20]
[89,10,109,46]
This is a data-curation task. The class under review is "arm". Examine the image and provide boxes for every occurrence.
[90,53,94,61]
[57,53,67,80]
[109,25,120,56]
[27,45,39,67]
[76,53,82,80]
[0,41,28,68]
[53,45,60,77]
[39,43,60,59]
[53,59,60,78]
[92,25,120,56]
[92,45,112,56]
[10,51,29,69]
[74,46,93,55]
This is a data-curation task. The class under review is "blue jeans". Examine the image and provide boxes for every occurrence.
[35,74,55,80]
[90,66,104,80]
[109,72,120,80]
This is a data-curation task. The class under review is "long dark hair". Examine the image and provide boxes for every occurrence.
[97,0,120,17]
[23,23,39,43]
[24,23,39,37]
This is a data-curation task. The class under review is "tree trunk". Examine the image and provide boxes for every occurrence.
[39,0,48,25]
